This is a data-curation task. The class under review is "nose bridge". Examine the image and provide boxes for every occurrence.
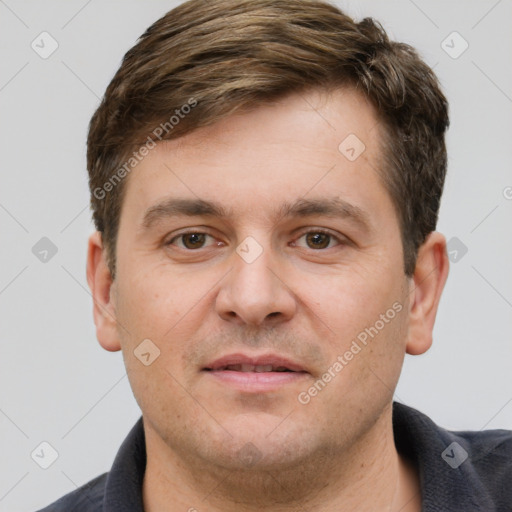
[216,234,296,326]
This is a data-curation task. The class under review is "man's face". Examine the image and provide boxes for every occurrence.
[110,88,411,470]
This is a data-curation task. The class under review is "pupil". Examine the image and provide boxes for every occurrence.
[307,233,329,249]
[184,233,205,249]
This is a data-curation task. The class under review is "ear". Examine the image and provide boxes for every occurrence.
[86,231,121,352]
[406,231,449,355]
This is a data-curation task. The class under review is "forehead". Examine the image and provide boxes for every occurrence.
[171,87,381,161]
[119,87,392,229]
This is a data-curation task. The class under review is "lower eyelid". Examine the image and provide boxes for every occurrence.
[166,230,344,249]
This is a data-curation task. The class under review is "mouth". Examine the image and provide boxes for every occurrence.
[206,364,300,372]
[202,353,309,392]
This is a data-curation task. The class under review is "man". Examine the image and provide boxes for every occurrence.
[38,0,511,510]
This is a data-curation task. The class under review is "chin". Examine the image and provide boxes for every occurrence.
[207,417,318,470]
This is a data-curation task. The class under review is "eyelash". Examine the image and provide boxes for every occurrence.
[165,228,345,251]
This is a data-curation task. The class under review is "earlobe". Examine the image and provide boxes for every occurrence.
[86,231,122,352]
[405,232,450,356]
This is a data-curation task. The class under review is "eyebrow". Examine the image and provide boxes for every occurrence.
[140,197,373,233]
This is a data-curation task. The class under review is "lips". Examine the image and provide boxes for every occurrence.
[203,354,307,374]
[202,353,309,392]
[212,364,293,372]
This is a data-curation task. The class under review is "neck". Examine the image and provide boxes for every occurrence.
[142,404,421,512]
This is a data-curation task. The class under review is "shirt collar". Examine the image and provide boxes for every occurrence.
[103,416,146,511]
[392,401,495,511]
[101,403,496,511]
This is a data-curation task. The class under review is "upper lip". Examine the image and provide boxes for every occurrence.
[203,353,308,373]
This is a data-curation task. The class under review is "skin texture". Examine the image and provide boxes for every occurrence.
[87,87,449,511]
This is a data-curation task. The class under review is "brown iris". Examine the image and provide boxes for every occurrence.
[305,232,331,249]
[181,233,207,249]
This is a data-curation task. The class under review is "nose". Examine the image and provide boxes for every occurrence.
[215,241,297,327]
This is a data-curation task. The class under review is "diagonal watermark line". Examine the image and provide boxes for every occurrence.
[408,264,439,298]
[60,204,89,233]
[61,61,100,100]
[264,471,310,512]
[0,61,29,92]
[396,489,422,512]
[453,395,512,470]
[479,395,512,431]
[470,204,499,233]
[0,408,29,439]
[163,267,233,337]
[299,92,336,131]
[61,373,127,439]
[407,0,439,28]
[61,0,94,29]
[366,156,386,182]
[297,164,337,204]
[265,407,296,438]
[200,472,231,503]
[367,117,382,136]
[0,472,29,501]
[393,394,404,405]
[0,0,29,28]
[472,0,503,29]
[164,163,202,199]
[0,202,29,232]
[0,265,29,297]
[60,264,131,335]
[472,61,512,104]
[164,368,233,437]
[61,470,96,506]
[367,365,404,403]
[471,265,512,309]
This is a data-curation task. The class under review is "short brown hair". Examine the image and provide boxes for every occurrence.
[87,0,449,278]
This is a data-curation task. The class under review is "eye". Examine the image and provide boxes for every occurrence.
[166,229,346,251]
[166,232,218,250]
[293,229,342,250]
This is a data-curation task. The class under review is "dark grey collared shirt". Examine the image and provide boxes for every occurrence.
[36,402,512,511]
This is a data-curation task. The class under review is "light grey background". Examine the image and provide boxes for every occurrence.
[1,0,511,510]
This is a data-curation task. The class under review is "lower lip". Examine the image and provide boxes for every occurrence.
[203,370,308,392]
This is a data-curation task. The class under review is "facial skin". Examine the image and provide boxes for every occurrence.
[87,87,449,511]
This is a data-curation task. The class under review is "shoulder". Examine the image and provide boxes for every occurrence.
[35,472,107,512]
[393,402,512,509]
[454,427,512,491]
[394,402,512,471]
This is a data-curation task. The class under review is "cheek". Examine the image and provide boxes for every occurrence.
[304,266,401,336]
[306,264,408,386]
[115,265,200,337]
